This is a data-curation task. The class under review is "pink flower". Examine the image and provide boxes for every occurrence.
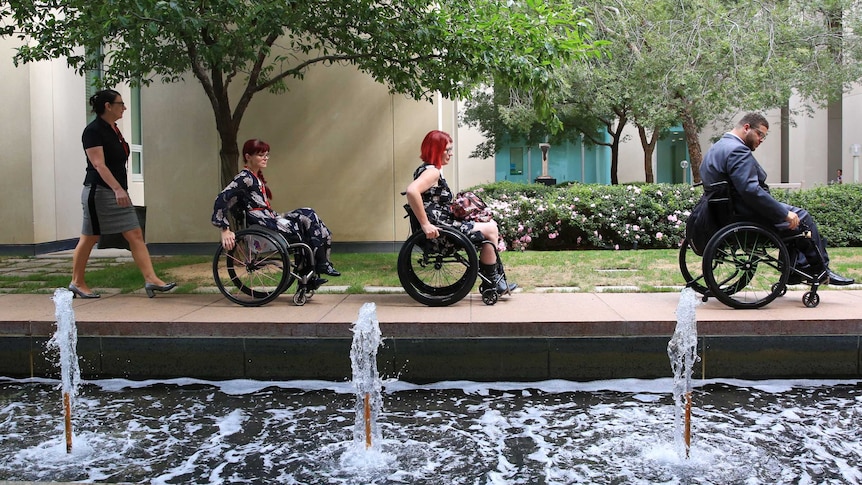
[656,232,664,240]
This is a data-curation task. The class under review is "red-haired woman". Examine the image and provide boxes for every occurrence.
[212,139,339,286]
[405,130,515,294]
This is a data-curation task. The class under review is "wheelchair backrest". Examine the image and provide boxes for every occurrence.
[227,201,249,231]
[401,192,422,235]
[704,180,735,227]
[686,180,736,256]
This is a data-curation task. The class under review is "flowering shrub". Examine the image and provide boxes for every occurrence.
[472,182,862,250]
[772,183,862,247]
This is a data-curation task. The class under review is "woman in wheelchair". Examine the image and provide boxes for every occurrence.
[211,139,339,289]
[405,130,516,294]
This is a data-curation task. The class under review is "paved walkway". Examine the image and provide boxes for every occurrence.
[2,248,861,382]
[2,248,862,334]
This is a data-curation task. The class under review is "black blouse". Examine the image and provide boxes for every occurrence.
[81,116,130,190]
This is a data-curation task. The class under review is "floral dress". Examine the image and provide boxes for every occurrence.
[413,164,476,236]
[212,168,333,261]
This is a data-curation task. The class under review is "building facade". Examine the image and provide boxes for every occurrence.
[2,34,861,255]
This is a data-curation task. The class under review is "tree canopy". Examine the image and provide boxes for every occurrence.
[2,0,602,187]
[463,0,862,184]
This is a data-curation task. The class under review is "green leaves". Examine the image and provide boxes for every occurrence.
[3,0,596,103]
[2,0,600,187]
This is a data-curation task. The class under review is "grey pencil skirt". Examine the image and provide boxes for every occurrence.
[80,185,140,236]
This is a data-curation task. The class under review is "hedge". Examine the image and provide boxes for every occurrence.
[468,182,862,251]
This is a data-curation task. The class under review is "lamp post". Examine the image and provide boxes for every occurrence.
[850,144,861,184]
[680,160,690,185]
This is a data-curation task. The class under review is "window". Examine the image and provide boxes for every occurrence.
[509,147,524,175]
[84,50,143,181]
[129,86,143,181]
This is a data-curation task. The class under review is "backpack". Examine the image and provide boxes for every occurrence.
[449,191,493,223]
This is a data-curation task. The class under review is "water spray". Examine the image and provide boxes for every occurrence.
[668,287,700,459]
[350,302,383,449]
[49,288,81,453]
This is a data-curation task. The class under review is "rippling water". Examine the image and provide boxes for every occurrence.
[1,377,860,484]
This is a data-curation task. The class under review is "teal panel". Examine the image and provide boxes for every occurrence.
[494,136,609,185]
[657,128,689,184]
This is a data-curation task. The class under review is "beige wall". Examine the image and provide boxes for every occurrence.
[842,86,862,184]
[0,37,85,245]
[0,36,34,244]
[455,106,497,189]
[140,64,458,245]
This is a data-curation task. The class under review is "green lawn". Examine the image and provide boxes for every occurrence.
[3,247,859,294]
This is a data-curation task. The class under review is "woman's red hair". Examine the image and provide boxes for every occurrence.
[242,138,273,200]
[420,130,452,169]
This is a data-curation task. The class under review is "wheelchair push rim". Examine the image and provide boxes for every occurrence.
[212,228,293,306]
[397,226,479,307]
[678,237,710,297]
[702,222,790,309]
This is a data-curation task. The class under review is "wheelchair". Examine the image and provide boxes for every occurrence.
[212,208,321,307]
[397,200,511,307]
[679,181,824,309]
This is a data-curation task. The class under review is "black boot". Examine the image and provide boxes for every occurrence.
[313,244,340,276]
[480,263,516,295]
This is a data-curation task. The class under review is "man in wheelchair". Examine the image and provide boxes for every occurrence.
[700,112,853,286]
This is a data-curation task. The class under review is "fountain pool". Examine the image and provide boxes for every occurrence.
[1,377,859,484]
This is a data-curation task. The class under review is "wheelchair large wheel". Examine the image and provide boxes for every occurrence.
[702,222,790,309]
[213,228,294,307]
[397,227,479,307]
[678,237,710,297]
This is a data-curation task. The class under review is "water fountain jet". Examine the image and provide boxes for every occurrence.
[48,288,81,453]
[350,302,383,449]
[668,287,700,459]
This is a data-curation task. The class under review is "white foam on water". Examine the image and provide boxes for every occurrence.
[1,377,860,484]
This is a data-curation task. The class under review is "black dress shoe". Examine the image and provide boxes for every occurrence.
[145,282,177,298]
[316,262,341,277]
[826,271,855,286]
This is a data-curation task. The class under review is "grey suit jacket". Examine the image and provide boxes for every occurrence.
[699,133,787,223]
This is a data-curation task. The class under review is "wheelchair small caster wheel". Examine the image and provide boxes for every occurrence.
[772,282,787,297]
[481,289,498,305]
[293,290,308,306]
[802,291,819,308]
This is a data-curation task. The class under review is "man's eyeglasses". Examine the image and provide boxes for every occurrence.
[111,101,125,106]
[751,126,767,140]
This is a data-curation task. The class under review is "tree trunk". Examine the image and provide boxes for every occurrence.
[637,124,657,183]
[609,112,627,185]
[218,128,240,190]
[211,93,242,190]
[680,108,703,184]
